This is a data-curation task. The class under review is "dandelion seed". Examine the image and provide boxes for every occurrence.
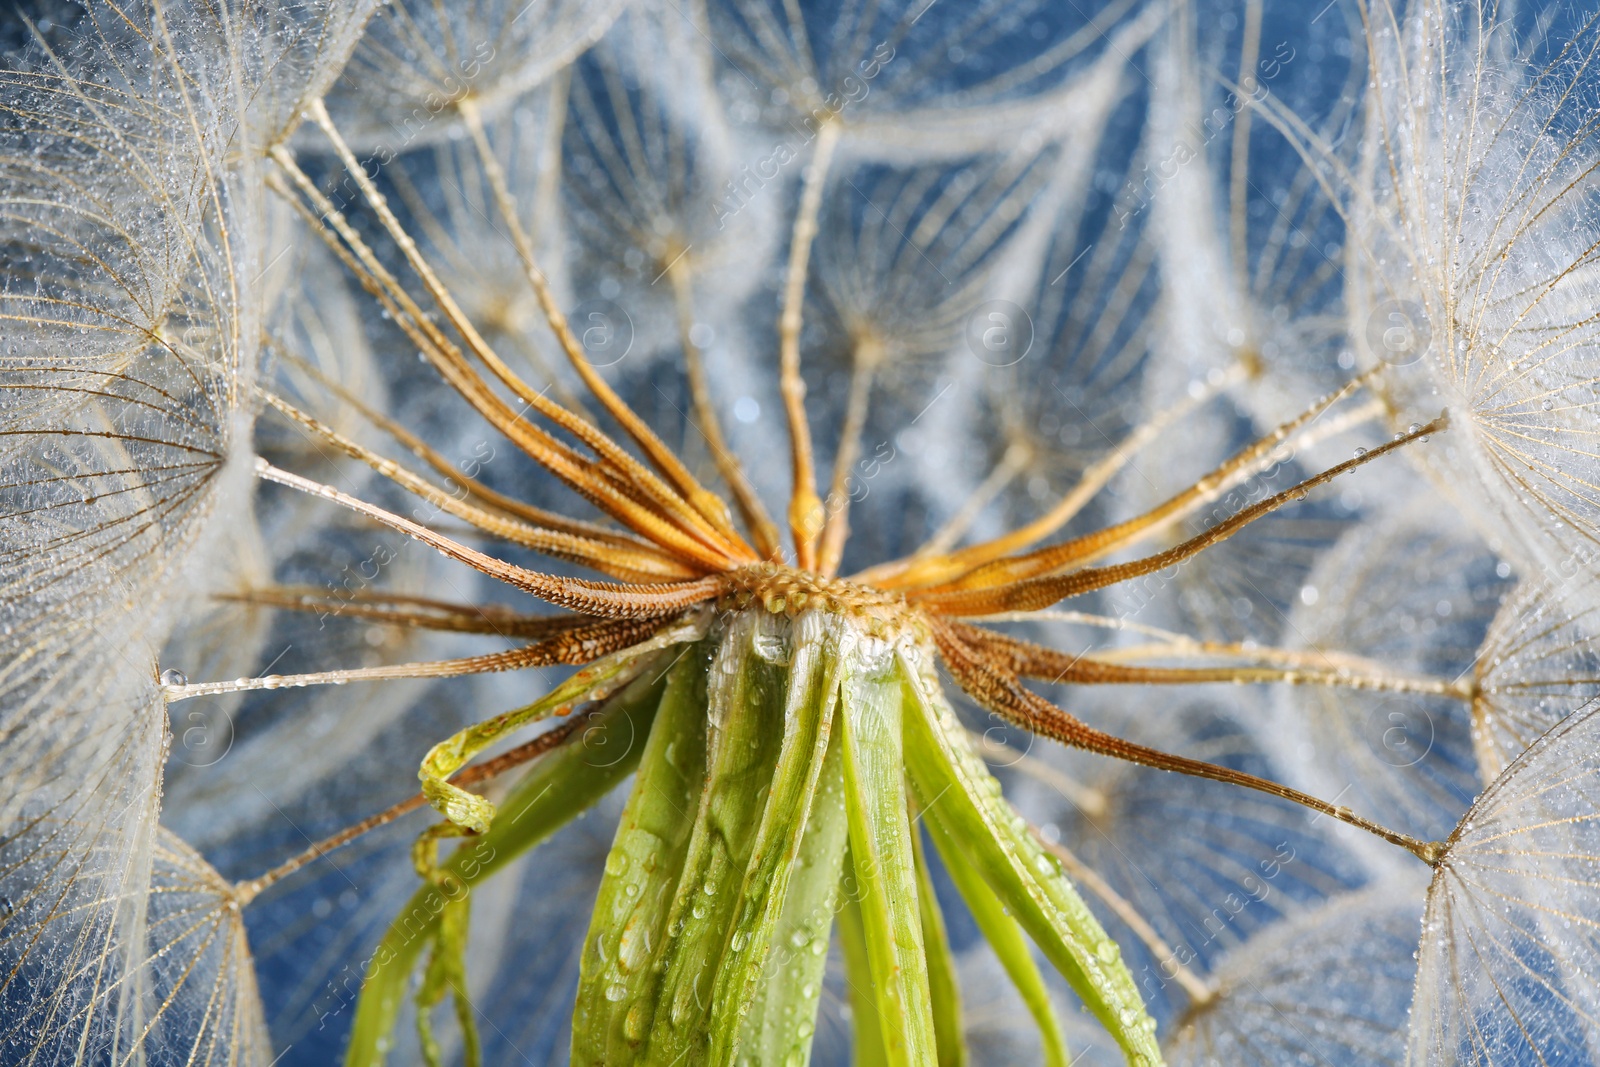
[1412,696,1600,1063]
[1352,0,1600,579]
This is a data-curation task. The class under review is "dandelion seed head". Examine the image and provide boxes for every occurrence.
[8,1,1600,1063]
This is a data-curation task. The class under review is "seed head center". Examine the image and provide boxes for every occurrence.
[720,562,912,634]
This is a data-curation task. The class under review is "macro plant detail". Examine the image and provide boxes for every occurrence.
[5,2,1600,1067]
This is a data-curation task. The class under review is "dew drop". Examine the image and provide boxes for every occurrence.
[159,668,186,687]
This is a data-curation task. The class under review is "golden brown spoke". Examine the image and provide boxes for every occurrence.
[780,119,842,570]
[162,616,665,703]
[266,162,591,475]
[818,339,881,577]
[256,459,724,618]
[912,414,1447,616]
[948,622,1470,699]
[668,257,783,559]
[263,394,701,581]
[856,365,1245,590]
[975,608,1250,643]
[234,713,591,905]
[930,620,1442,864]
[274,346,642,549]
[572,460,755,570]
[934,370,1384,593]
[1091,636,1470,692]
[303,101,742,563]
[1029,823,1214,1006]
[234,793,429,906]
[270,145,738,570]
[218,587,590,638]
[977,608,1447,688]
[379,165,597,419]
[458,98,751,555]
[1033,649,1457,693]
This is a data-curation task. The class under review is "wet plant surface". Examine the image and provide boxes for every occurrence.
[6,2,1600,1065]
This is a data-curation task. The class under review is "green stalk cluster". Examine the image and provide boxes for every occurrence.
[350,608,1160,1066]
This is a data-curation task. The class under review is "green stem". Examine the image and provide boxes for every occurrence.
[345,662,670,1067]
[839,857,889,1067]
[572,643,712,1061]
[900,650,1161,1066]
[711,613,847,1065]
[937,824,1071,1067]
[838,648,939,1065]
[912,827,967,1067]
